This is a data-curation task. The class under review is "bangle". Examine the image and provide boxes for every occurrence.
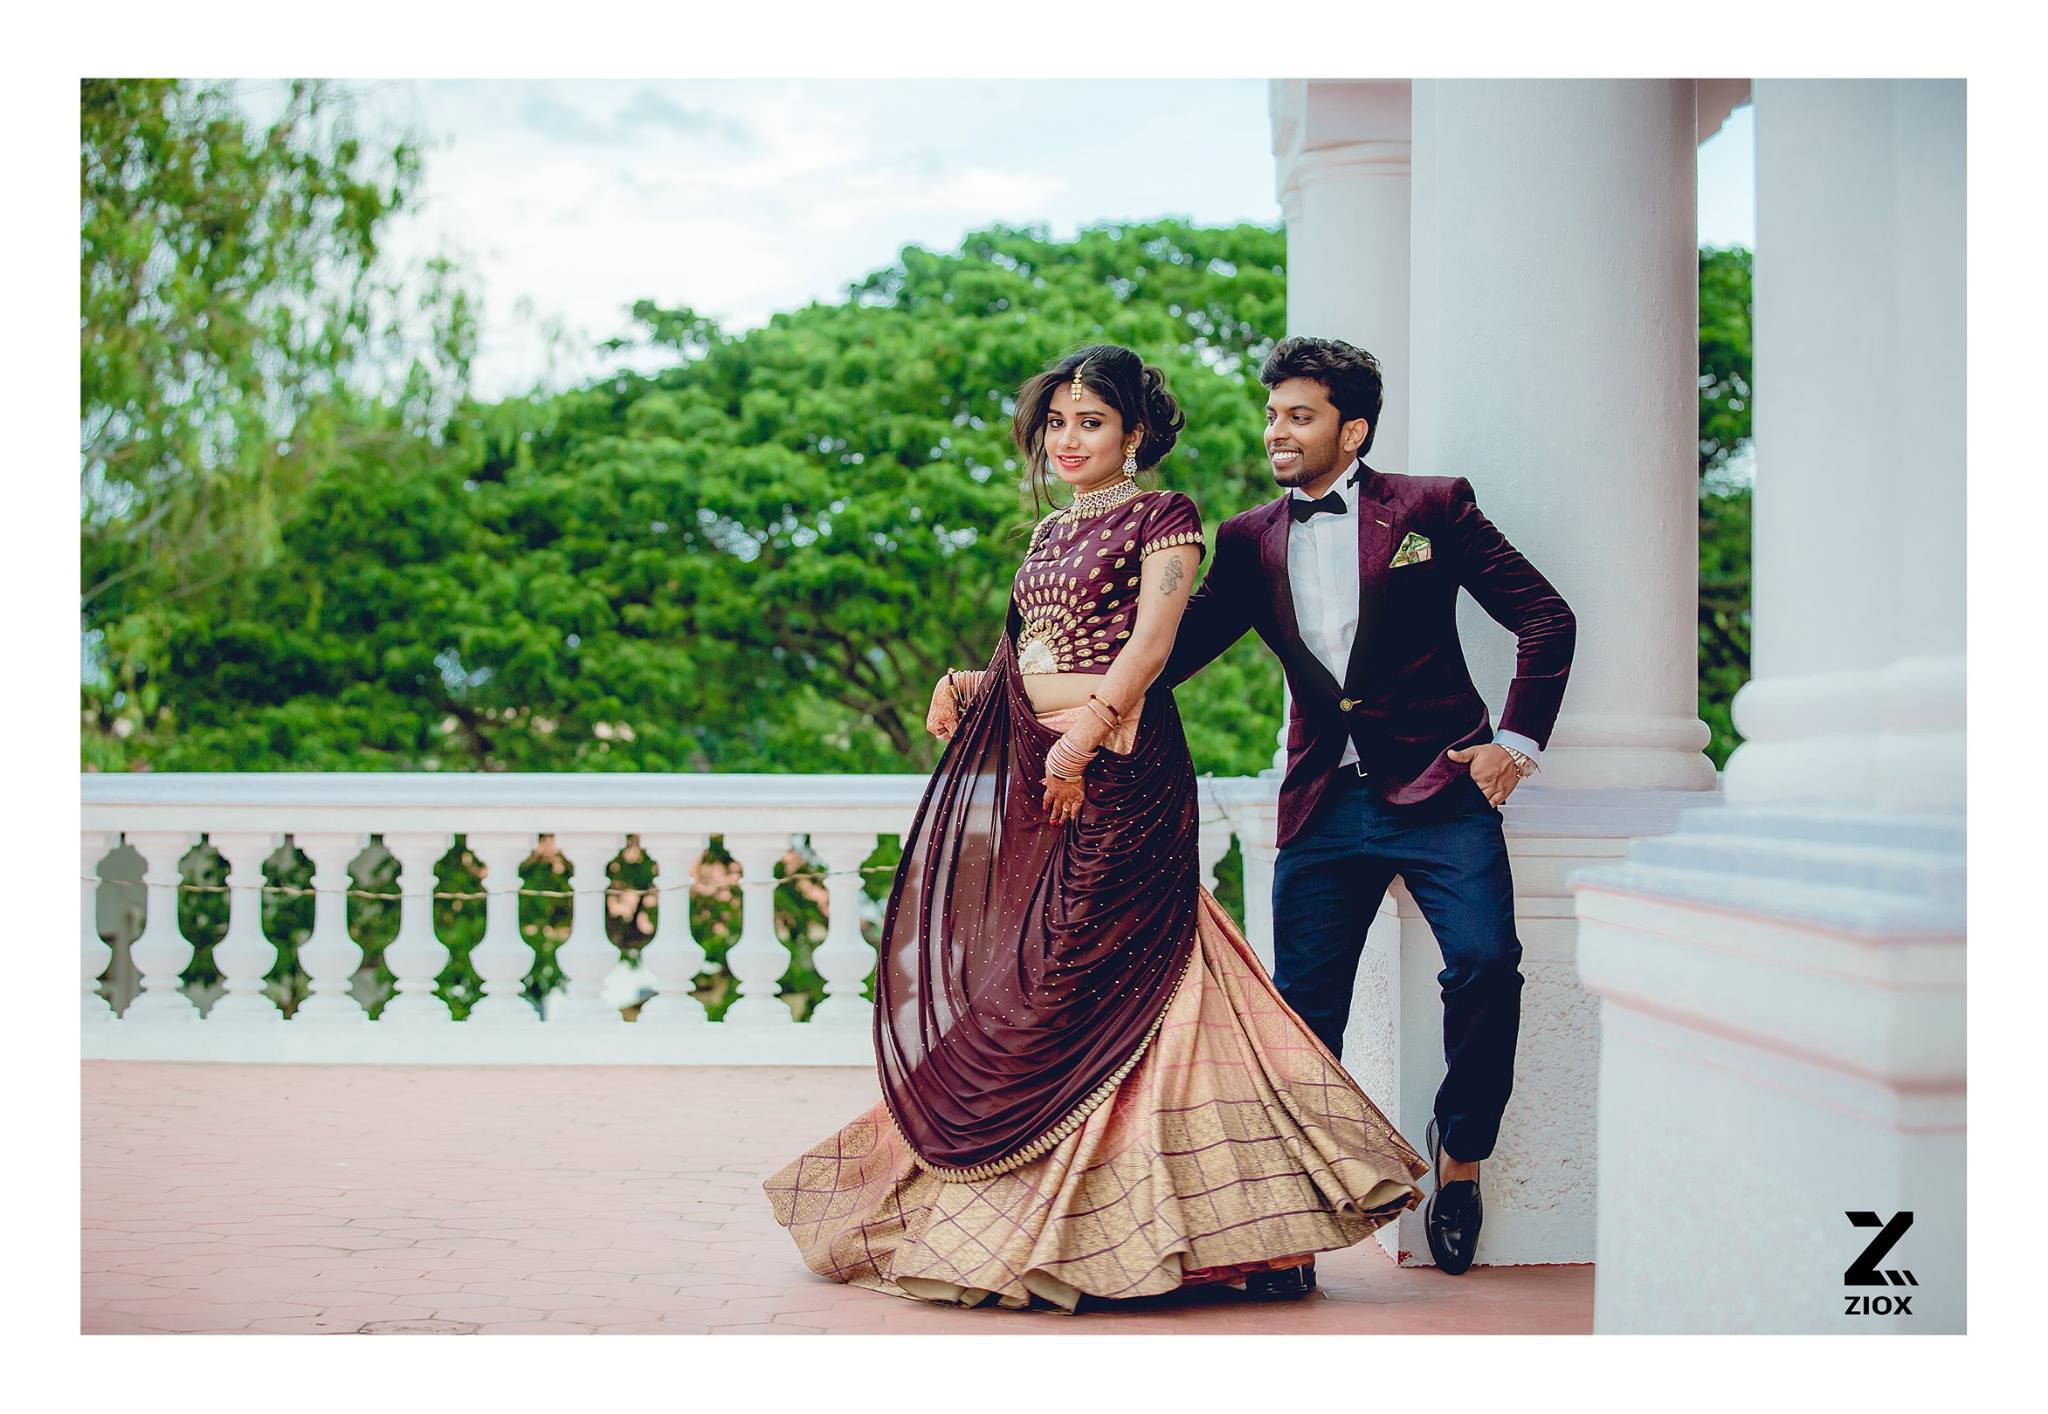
[945,671,966,716]
[1047,733,1096,780]
[1087,691,1122,722]
[1083,698,1119,730]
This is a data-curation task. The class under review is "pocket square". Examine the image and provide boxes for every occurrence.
[1390,531,1432,568]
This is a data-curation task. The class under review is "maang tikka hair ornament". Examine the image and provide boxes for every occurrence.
[1069,358,1088,405]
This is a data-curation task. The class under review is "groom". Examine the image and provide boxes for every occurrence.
[1163,336,1575,1292]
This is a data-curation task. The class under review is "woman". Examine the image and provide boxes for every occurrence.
[763,345,1427,1312]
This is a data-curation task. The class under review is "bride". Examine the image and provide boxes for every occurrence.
[764,344,1426,1311]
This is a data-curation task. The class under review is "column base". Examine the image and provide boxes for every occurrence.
[1572,805,1964,1332]
[1330,782,1723,1268]
[1528,712,1720,793]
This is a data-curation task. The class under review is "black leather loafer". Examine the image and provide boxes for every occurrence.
[1243,1261,1317,1300]
[1424,1117,1482,1276]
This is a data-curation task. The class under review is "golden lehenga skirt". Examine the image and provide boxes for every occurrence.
[763,887,1429,1312]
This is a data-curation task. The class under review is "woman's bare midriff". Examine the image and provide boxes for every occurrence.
[1020,671,1108,715]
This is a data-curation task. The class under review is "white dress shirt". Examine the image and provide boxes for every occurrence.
[1287,459,1543,773]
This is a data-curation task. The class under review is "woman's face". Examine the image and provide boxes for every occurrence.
[1044,383,1136,492]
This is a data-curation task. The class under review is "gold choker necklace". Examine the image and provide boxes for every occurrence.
[1066,477,1140,519]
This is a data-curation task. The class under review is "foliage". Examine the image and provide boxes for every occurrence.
[81,78,474,753]
[94,219,1292,781]
[1697,244,1754,768]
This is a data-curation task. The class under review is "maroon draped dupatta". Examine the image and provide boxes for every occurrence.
[874,631,1201,1179]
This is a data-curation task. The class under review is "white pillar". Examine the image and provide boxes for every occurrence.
[1272,81,1415,778]
[1725,79,1965,813]
[1275,79,1726,1268]
[1271,79,1413,473]
[1576,80,1966,1332]
[1409,79,1714,792]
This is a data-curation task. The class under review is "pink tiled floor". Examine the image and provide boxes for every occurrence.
[82,1062,1591,1335]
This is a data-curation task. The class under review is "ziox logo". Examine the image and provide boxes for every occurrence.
[1843,1211,1916,1316]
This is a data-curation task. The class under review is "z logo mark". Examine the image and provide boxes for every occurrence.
[1844,1211,1917,1287]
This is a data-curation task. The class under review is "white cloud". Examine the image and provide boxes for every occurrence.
[339,78,1278,397]
[245,79,1755,400]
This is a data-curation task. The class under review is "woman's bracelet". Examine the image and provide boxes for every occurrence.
[1047,732,1097,781]
[946,668,988,716]
[1087,691,1122,722]
[1083,697,1119,731]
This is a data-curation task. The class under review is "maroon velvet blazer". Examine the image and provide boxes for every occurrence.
[1162,465,1576,848]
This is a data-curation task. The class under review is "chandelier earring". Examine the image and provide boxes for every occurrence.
[1122,442,1138,476]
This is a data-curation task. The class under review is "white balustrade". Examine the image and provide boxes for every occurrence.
[723,831,795,1025]
[380,831,454,1023]
[79,773,1275,1063]
[636,832,710,1024]
[551,831,627,1024]
[123,830,200,1021]
[82,831,115,1023]
[207,831,285,1022]
[292,832,371,1023]
[808,831,879,1026]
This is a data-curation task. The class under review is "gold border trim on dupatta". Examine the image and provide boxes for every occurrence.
[884,941,1201,1185]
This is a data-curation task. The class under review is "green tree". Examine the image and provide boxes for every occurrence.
[119,219,1290,780]
[1698,244,1754,767]
[81,78,473,761]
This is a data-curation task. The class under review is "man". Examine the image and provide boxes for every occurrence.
[1164,336,1575,1293]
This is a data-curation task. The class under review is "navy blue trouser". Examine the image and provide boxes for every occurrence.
[1270,768,1524,1163]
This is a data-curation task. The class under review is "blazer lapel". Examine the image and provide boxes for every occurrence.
[1260,498,1344,702]
[1343,466,1400,691]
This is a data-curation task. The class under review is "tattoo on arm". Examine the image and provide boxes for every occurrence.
[1158,556,1185,597]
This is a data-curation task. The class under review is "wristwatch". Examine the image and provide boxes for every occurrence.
[1499,744,1537,779]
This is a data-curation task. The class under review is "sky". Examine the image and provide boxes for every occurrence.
[236,79,1757,401]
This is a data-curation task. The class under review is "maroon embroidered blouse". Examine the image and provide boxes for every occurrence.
[1010,487,1206,675]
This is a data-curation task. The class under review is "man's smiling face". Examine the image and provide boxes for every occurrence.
[1263,375,1365,490]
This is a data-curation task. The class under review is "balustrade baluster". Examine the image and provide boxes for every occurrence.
[121,830,200,1021]
[467,832,541,1023]
[723,832,794,1025]
[551,831,627,1023]
[82,831,115,1023]
[207,832,286,1021]
[381,831,454,1023]
[1197,816,1234,898]
[637,832,710,1023]
[1239,812,1279,975]
[292,832,371,1022]
[808,832,879,1026]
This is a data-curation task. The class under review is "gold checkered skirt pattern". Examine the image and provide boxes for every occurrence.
[763,888,1429,1311]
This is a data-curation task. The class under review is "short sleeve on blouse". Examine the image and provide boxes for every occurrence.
[1139,491,1206,562]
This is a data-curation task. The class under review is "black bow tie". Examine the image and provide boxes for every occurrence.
[1288,467,1364,522]
[1289,490,1344,522]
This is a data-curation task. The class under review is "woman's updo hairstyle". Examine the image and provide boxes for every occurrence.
[1010,343,1186,515]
